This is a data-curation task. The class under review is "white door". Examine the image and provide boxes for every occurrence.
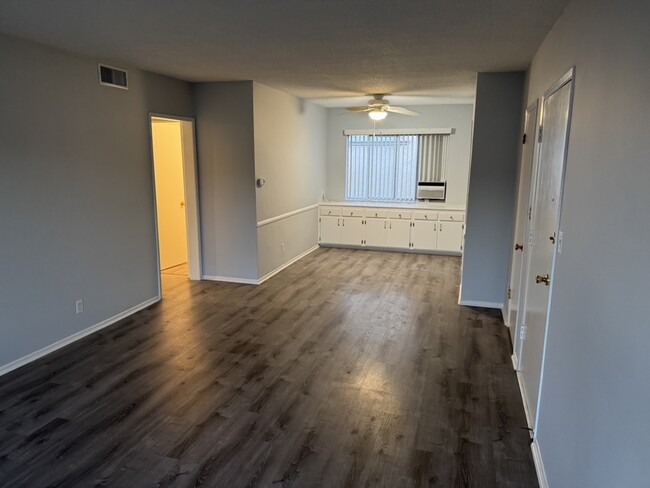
[411,221,437,251]
[340,217,364,246]
[152,120,187,270]
[365,219,388,247]
[437,222,464,252]
[519,70,574,433]
[387,220,411,249]
[510,102,539,354]
[319,216,340,244]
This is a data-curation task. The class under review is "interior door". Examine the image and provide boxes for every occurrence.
[519,70,574,432]
[152,120,188,270]
[510,102,539,358]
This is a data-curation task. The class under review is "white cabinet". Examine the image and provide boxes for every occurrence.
[319,216,340,244]
[365,218,388,247]
[411,221,437,251]
[437,221,464,252]
[318,204,465,255]
[340,217,364,246]
[387,220,411,249]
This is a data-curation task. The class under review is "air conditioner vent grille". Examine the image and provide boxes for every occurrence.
[98,64,128,90]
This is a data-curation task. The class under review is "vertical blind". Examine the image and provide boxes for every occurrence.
[346,133,449,202]
[418,134,449,182]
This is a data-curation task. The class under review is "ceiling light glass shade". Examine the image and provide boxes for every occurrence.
[368,110,387,121]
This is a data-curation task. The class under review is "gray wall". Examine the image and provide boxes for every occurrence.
[0,34,193,369]
[525,0,650,485]
[325,104,474,206]
[193,82,259,281]
[460,72,524,307]
[253,83,326,278]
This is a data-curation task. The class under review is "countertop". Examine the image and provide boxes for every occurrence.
[320,201,466,211]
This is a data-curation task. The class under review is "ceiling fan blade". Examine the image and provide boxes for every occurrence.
[346,106,372,112]
[385,106,420,116]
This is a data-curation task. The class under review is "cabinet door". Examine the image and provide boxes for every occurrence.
[387,220,411,249]
[319,216,340,244]
[437,221,464,252]
[411,221,437,251]
[340,217,364,246]
[365,219,388,247]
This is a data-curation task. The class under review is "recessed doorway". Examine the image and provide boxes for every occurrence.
[150,115,201,291]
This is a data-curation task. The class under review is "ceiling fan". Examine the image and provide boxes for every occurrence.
[345,94,419,120]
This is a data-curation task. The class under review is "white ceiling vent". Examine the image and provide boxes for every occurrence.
[98,64,128,90]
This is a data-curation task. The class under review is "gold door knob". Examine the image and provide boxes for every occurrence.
[535,274,550,285]
[515,243,524,251]
[180,201,185,207]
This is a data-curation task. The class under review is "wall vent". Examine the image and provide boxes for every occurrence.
[98,64,128,90]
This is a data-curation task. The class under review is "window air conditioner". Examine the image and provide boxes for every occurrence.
[417,182,446,201]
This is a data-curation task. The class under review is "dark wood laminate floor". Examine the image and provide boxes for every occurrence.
[0,249,538,487]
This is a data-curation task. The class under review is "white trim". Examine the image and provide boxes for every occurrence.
[257,204,319,228]
[258,245,319,284]
[149,114,203,282]
[516,369,535,433]
[343,128,453,136]
[531,439,549,488]
[0,297,160,377]
[202,245,319,286]
[201,275,259,285]
[457,299,504,309]
[511,353,520,372]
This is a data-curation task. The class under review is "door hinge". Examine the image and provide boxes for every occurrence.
[319,217,321,223]
[508,288,512,300]
[522,133,527,144]
[538,125,543,143]
[520,325,527,340]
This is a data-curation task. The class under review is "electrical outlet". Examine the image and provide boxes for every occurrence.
[75,299,84,314]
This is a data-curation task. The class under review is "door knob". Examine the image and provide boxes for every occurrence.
[180,201,185,207]
[515,243,523,251]
[549,233,556,243]
[535,274,550,286]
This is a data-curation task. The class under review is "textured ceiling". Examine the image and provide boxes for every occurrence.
[0,0,569,105]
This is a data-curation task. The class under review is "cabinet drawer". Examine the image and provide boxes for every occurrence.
[320,207,341,216]
[438,212,465,222]
[342,207,365,218]
[413,210,438,221]
[388,210,412,220]
[365,208,388,219]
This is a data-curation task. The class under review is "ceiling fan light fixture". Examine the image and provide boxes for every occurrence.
[368,110,387,121]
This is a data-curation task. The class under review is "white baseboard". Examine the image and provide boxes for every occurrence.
[201,275,259,285]
[258,245,318,284]
[531,438,549,488]
[457,299,504,309]
[0,296,160,377]
[201,246,319,286]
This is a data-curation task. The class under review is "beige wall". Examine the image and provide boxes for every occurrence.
[152,119,187,270]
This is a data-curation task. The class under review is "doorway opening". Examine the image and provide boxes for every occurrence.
[150,115,201,293]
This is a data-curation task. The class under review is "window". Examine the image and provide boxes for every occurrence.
[345,130,450,202]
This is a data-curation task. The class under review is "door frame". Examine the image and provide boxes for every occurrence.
[518,67,576,435]
[511,100,540,369]
[149,113,202,293]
